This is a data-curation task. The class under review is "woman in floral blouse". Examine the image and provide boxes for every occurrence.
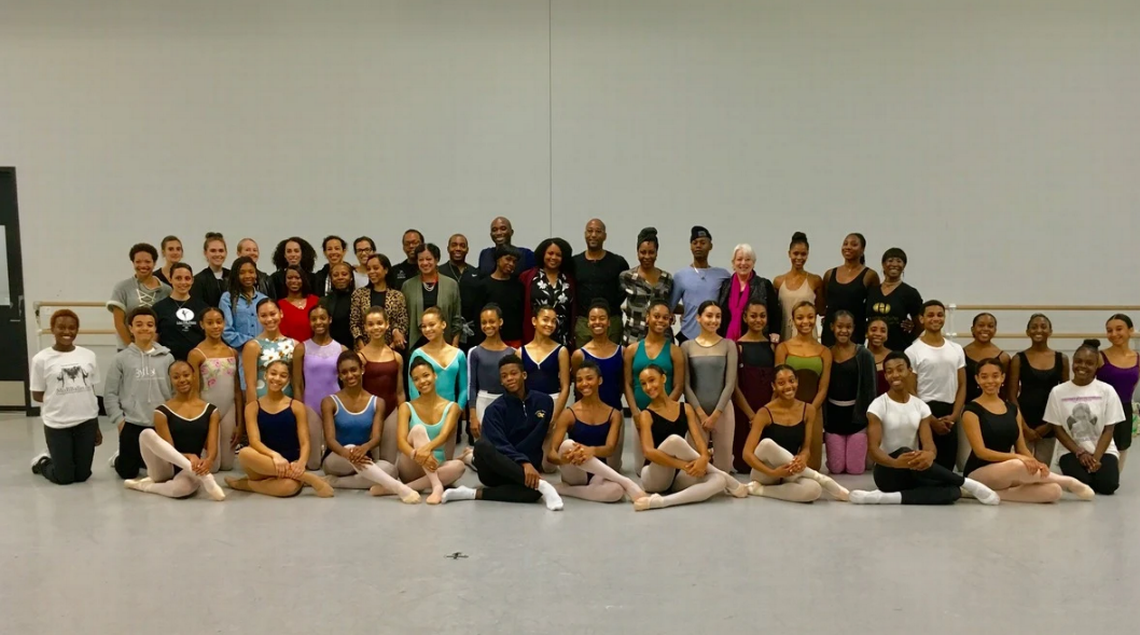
[619,228,674,345]
[520,237,577,348]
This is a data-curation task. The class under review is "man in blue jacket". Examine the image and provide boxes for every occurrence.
[443,354,564,510]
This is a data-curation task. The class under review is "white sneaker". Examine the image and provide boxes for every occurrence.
[108,452,119,469]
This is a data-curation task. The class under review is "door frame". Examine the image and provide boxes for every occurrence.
[0,167,30,413]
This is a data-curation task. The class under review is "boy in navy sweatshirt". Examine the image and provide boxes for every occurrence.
[442,354,564,510]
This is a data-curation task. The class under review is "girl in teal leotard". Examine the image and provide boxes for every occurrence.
[394,356,467,505]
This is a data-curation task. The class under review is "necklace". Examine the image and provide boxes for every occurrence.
[423,280,437,292]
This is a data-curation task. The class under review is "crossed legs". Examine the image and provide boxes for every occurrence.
[125,429,225,500]
[555,439,646,503]
[391,426,465,504]
[748,438,849,502]
[968,459,1094,502]
[635,434,746,511]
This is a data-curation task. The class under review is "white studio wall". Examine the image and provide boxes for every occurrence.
[3,0,1138,362]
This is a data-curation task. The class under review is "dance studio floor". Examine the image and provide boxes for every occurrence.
[3,413,1138,635]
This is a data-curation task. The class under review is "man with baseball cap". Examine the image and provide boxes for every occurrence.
[669,226,730,343]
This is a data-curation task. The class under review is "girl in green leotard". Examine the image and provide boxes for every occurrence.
[392,357,467,505]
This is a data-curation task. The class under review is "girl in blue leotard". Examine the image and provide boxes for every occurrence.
[395,356,467,504]
[407,307,468,410]
[320,351,419,503]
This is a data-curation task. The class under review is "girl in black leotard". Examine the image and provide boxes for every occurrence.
[634,365,746,510]
[124,362,226,501]
[963,312,1011,402]
[546,362,646,503]
[1007,314,1069,464]
[741,366,848,503]
[962,358,1093,502]
[818,233,880,346]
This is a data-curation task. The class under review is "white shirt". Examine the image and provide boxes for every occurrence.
[30,347,100,429]
[905,338,965,403]
[1044,379,1123,462]
[867,392,932,455]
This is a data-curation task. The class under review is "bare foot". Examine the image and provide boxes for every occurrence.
[426,487,444,505]
[224,476,252,492]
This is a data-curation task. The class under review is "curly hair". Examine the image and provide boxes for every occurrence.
[271,237,317,272]
[534,237,575,277]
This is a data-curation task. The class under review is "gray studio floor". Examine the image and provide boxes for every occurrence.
[3,413,1138,635]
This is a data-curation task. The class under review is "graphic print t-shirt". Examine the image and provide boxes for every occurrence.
[30,347,100,429]
[154,296,208,361]
[1044,379,1124,462]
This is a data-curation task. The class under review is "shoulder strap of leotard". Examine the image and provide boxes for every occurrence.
[801,403,808,421]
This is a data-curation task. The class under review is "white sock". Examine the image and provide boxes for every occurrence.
[962,478,1000,506]
[849,490,902,505]
[536,480,564,511]
[441,486,477,504]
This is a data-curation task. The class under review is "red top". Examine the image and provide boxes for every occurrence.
[278,295,320,342]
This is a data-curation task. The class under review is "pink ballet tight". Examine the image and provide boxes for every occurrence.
[555,439,645,503]
[824,431,868,475]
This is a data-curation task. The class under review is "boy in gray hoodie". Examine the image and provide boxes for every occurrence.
[104,307,174,479]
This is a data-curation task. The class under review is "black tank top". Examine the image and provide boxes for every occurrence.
[1015,351,1063,429]
[156,403,216,455]
[822,268,870,345]
[963,400,1020,476]
[648,405,690,449]
[759,405,807,455]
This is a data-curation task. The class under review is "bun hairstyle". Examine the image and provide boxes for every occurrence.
[1079,338,1102,352]
[203,231,226,251]
[637,227,659,249]
[976,357,1005,374]
[790,232,809,249]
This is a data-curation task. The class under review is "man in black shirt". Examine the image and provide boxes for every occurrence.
[439,233,482,350]
[387,228,423,290]
[473,245,524,347]
[572,219,629,346]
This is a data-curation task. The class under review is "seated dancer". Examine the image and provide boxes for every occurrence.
[741,365,849,502]
[545,362,646,503]
[320,351,420,503]
[571,301,626,471]
[1046,339,1125,495]
[962,358,1093,502]
[123,362,226,500]
[388,357,467,504]
[850,352,998,505]
[441,355,564,510]
[634,365,748,511]
[225,360,333,498]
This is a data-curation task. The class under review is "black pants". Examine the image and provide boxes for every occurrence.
[1114,401,1133,452]
[472,438,542,504]
[39,419,99,485]
[114,422,147,479]
[926,400,958,471]
[1059,453,1120,495]
[873,448,964,505]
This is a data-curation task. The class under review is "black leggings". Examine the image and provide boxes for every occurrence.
[113,422,147,479]
[472,438,542,504]
[39,419,99,485]
[1114,401,1133,452]
[926,400,958,471]
[1058,453,1119,495]
[873,447,964,505]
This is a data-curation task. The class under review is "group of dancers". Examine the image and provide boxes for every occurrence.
[28,219,1137,510]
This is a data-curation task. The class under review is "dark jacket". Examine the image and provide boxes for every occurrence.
[481,390,554,466]
[716,273,781,339]
[191,267,229,308]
